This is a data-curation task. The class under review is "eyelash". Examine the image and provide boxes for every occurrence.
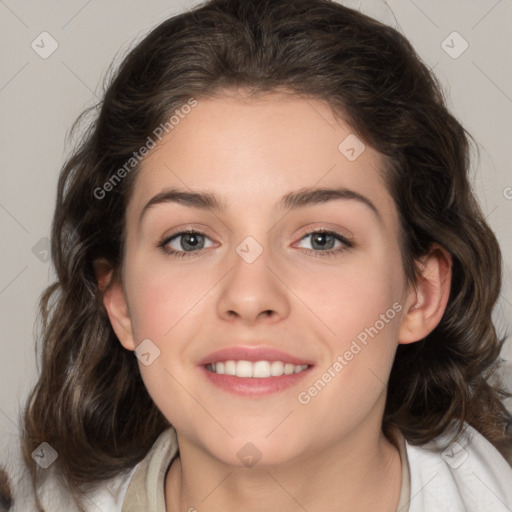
[157,228,353,260]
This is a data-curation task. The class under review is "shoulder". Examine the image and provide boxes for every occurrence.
[405,422,512,512]
[6,429,174,512]
[11,464,138,512]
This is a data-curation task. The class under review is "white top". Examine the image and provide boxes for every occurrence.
[405,424,512,511]
[11,422,512,511]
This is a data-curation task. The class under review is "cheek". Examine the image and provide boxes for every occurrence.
[298,250,405,341]
[292,251,405,411]
[294,262,404,431]
[125,256,211,341]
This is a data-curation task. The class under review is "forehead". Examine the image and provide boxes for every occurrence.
[127,92,398,230]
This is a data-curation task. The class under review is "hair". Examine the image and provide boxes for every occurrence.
[0,468,12,511]
[21,0,512,508]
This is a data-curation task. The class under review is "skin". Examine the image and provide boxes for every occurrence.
[99,90,452,512]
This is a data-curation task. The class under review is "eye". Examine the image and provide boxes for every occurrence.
[295,229,353,258]
[158,230,215,258]
[157,228,353,260]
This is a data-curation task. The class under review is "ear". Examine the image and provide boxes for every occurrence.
[94,258,136,351]
[398,243,453,344]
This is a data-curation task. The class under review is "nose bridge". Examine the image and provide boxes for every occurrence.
[215,232,290,323]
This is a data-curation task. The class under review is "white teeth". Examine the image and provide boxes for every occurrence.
[284,363,295,375]
[253,361,271,378]
[224,360,236,376]
[207,360,308,378]
[270,361,284,376]
[236,360,253,378]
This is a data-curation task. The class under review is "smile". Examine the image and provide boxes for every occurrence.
[206,360,309,378]
[199,345,314,396]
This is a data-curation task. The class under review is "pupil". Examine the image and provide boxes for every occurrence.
[313,233,333,250]
[182,233,203,251]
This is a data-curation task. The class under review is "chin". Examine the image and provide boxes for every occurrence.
[196,430,309,469]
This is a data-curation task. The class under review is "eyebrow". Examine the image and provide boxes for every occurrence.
[138,186,381,223]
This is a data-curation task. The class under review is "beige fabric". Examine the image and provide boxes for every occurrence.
[393,428,411,512]
[121,428,179,512]
[121,427,411,511]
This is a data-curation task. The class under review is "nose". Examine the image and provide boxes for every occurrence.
[216,244,291,326]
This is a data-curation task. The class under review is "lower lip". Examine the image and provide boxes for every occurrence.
[200,365,313,396]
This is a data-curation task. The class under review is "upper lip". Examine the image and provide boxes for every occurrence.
[198,345,314,366]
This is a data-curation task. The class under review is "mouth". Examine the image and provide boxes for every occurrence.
[199,346,314,396]
[206,360,309,378]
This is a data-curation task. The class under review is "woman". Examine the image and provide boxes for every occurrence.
[19,0,512,510]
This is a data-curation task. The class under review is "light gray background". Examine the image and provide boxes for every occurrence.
[1,0,511,464]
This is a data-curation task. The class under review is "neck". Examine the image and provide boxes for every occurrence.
[165,422,402,512]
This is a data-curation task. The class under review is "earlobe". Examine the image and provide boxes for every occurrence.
[94,258,136,351]
[398,243,452,344]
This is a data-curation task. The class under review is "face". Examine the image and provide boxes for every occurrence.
[110,91,419,467]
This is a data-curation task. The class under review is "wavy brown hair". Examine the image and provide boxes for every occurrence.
[22,0,512,508]
[0,468,12,511]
